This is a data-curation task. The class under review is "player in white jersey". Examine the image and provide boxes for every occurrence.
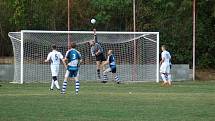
[45,44,65,90]
[160,45,172,86]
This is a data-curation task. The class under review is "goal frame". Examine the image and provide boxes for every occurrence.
[14,30,160,84]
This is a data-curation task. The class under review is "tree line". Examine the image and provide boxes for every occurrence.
[0,0,215,68]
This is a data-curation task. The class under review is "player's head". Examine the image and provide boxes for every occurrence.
[89,40,95,46]
[70,42,76,49]
[52,44,57,50]
[161,45,166,51]
[108,50,113,55]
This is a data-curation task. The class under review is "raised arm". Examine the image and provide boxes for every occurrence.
[93,29,98,43]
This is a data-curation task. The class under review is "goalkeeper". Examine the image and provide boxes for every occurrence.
[89,34,106,82]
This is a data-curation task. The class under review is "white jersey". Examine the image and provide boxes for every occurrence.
[161,50,171,65]
[46,50,63,65]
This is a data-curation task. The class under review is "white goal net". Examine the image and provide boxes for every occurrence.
[8,30,159,84]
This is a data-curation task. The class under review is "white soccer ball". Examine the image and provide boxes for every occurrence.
[91,19,96,24]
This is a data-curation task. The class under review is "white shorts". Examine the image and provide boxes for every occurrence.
[160,63,170,74]
[51,65,59,76]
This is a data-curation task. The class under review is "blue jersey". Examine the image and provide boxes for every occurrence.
[65,49,81,71]
[108,54,116,68]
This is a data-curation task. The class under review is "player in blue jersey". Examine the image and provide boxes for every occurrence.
[61,42,82,95]
[101,50,121,84]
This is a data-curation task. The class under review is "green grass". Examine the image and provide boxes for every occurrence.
[0,81,215,121]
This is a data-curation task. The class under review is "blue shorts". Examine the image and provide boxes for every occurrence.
[69,70,78,77]
[66,66,78,78]
[67,66,78,77]
[110,66,116,73]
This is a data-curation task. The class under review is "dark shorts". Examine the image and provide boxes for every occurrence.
[69,70,78,78]
[110,66,116,73]
[96,53,106,62]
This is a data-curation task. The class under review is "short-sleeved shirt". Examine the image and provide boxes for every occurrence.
[107,54,116,68]
[65,49,81,71]
[161,50,171,65]
[46,50,63,65]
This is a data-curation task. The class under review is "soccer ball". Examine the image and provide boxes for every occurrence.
[91,19,96,24]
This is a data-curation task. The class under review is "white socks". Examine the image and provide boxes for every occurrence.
[54,80,60,89]
[51,80,54,89]
[167,74,172,85]
[51,80,60,90]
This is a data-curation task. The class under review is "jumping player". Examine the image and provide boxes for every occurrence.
[89,34,106,82]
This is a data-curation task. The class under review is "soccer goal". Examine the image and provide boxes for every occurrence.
[8,30,159,84]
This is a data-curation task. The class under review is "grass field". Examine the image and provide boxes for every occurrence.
[0,81,215,121]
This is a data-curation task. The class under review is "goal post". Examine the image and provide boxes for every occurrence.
[8,30,159,84]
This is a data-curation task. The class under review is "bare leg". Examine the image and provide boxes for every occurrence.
[160,73,168,86]
[101,61,106,71]
[167,73,172,85]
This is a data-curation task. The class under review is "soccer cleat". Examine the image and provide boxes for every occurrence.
[75,92,79,95]
[98,76,101,80]
[116,81,121,84]
[97,78,101,81]
[161,83,166,87]
[161,82,168,87]
[49,88,54,91]
[101,81,107,83]
[60,91,65,94]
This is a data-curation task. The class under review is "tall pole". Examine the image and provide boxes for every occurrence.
[192,0,196,80]
[133,0,136,33]
[132,0,136,81]
[67,0,70,49]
